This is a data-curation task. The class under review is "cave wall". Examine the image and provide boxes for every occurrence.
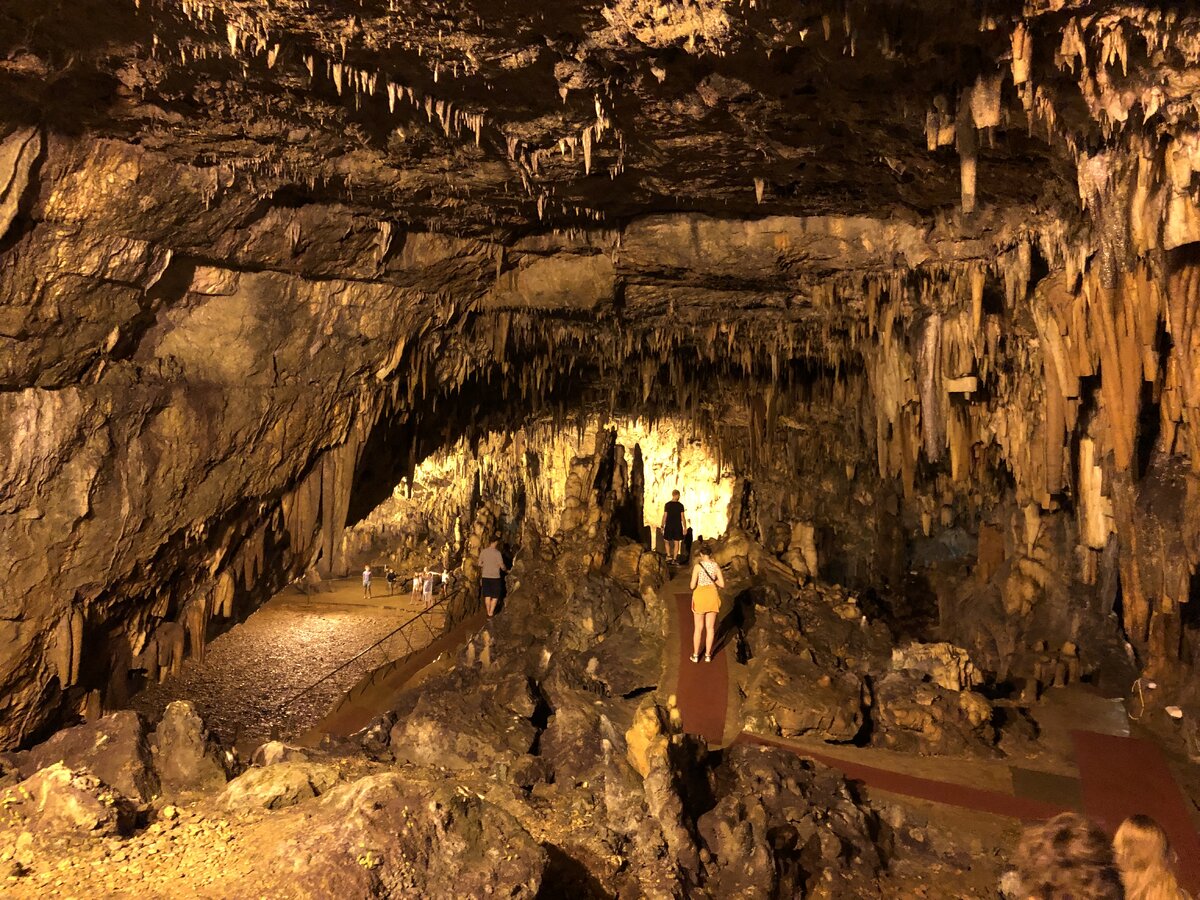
[0,136,484,747]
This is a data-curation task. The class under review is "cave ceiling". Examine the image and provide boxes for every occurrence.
[1,0,1121,238]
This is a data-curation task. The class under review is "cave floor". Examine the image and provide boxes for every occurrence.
[129,579,447,755]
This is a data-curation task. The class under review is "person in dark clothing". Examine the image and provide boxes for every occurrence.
[385,567,397,595]
[661,490,687,562]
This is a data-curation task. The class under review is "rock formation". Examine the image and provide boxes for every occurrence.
[5,0,1200,892]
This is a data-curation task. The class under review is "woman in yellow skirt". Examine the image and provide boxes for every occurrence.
[689,543,725,662]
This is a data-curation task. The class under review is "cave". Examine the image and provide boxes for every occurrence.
[3,0,1200,896]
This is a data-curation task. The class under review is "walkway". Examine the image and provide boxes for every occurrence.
[130,580,434,752]
[667,588,1200,893]
[310,608,485,739]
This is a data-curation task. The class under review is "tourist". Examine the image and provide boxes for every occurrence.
[1114,815,1192,900]
[411,572,422,602]
[1006,812,1124,899]
[479,538,507,617]
[661,490,687,563]
[385,567,397,596]
[689,542,724,663]
[362,565,372,599]
[422,570,436,606]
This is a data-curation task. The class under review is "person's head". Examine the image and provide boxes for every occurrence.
[1013,813,1124,900]
[672,490,680,500]
[693,541,713,561]
[488,537,499,549]
[1114,815,1182,900]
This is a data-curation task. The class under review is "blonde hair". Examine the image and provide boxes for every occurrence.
[1014,812,1124,899]
[1114,815,1192,900]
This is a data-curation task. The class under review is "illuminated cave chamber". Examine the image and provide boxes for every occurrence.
[7,0,1200,892]
[343,415,736,576]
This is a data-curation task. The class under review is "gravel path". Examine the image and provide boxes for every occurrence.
[130,584,444,751]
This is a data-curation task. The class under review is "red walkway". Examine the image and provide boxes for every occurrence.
[669,589,1200,894]
[737,733,1067,821]
[674,592,727,744]
[1073,731,1200,892]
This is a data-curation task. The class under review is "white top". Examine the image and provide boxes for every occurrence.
[362,568,371,583]
[693,561,721,586]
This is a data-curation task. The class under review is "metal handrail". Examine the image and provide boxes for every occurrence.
[274,586,462,715]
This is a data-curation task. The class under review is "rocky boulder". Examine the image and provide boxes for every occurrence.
[891,641,981,692]
[151,701,231,795]
[249,773,547,898]
[0,762,136,836]
[741,649,866,741]
[218,761,340,811]
[872,672,997,756]
[250,740,312,768]
[389,672,539,772]
[13,711,158,802]
[538,678,625,784]
[738,604,872,742]
[698,744,883,898]
[577,616,661,699]
[609,540,646,594]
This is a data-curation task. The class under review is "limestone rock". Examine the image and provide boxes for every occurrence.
[599,749,688,895]
[742,650,866,742]
[0,127,40,240]
[891,641,981,692]
[872,672,997,756]
[0,762,136,836]
[609,540,644,594]
[697,745,882,898]
[14,711,158,803]
[251,774,547,899]
[218,761,340,811]
[625,697,668,779]
[250,740,311,768]
[389,675,538,772]
[151,701,231,795]
[537,678,625,784]
[349,712,396,757]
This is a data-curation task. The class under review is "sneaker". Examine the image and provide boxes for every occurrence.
[703,654,712,663]
[689,654,699,663]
